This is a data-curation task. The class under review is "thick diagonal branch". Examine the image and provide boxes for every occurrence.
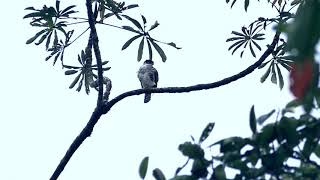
[50,30,280,179]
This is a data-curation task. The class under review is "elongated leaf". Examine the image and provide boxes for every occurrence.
[150,40,167,62]
[56,0,60,12]
[65,70,78,75]
[23,12,43,19]
[122,25,141,34]
[60,5,76,16]
[231,31,245,37]
[231,40,246,55]
[84,72,90,94]
[251,40,261,50]
[231,0,237,8]
[76,76,83,92]
[270,63,277,84]
[147,40,153,60]
[275,63,284,89]
[244,0,250,11]
[167,42,181,49]
[257,109,275,125]
[137,37,145,61]
[249,42,256,57]
[141,15,147,25]
[139,157,149,179]
[45,31,53,50]
[92,61,109,67]
[258,60,271,69]
[199,122,215,144]
[153,168,166,180]
[35,31,50,45]
[278,60,292,71]
[69,73,82,89]
[122,15,143,31]
[228,40,245,51]
[226,37,244,42]
[25,7,36,10]
[126,4,139,9]
[26,29,47,44]
[122,34,143,50]
[260,64,272,83]
[249,105,257,134]
[149,21,159,31]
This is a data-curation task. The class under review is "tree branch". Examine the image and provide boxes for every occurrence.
[49,30,280,179]
[86,0,104,106]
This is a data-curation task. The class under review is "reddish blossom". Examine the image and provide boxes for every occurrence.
[289,60,313,99]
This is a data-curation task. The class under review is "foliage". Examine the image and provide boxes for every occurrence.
[24,0,180,94]
[24,0,320,179]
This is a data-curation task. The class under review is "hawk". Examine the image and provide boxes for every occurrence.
[138,60,159,103]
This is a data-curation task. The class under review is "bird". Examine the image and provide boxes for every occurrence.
[137,60,159,103]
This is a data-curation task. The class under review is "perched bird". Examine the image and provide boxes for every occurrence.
[138,60,159,103]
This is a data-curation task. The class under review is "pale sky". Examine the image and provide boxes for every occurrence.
[1,0,294,179]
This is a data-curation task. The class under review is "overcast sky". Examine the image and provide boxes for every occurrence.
[0,0,294,179]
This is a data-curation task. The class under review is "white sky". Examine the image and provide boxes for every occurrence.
[0,0,294,179]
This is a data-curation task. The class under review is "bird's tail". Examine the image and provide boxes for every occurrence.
[144,93,151,103]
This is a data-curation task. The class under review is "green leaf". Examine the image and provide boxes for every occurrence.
[178,142,204,159]
[26,29,47,44]
[150,40,167,62]
[275,63,284,90]
[69,73,82,89]
[149,21,160,31]
[137,37,145,61]
[244,0,250,11]
[249,105,257,134]
[65,70,78,75]
[152,168,166,180]
[285,99,302,109]
[167,42,182,49]
[139,156,149,179]
[45,31,53,50]
[226,37,244,42]
[147,40,153,60]
[260,64,271,83]
[122,15,143,31]
[231,31,245,37]
[256,109,275,125]
[270,63,277,84]
[213,165,226,180]
[258,60,271,69]
[122,34,143,50]
[249,42,256,57]
[198,122,215,144]
[314,144,320,158]
[122,26,141,34]
[141,15,147,25]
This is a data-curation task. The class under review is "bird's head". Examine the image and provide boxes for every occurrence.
[144,60,154,65]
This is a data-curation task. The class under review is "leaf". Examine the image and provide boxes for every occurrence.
[244,0,250,11]
[270,63,277,84]
[147,40,153,60]
[139,157,149,179]
[56,0,60,13]
[167,42,181,49]
[150,40,167,62]
[122,15,143,31]
[137,37,145,61]
[256,109,275,125]
[198,122,215,144]
[231,31,245,37]
[65,70,78,75]
[249,42,256,57]
[141,15,147,25]
[226,37,244,42]
[178,142,204,159]
[24,7,35,10]
[260,64,272,83]
[227,40,245,51]
[258,60,271,69]
[69,73,82,89]
[152,168,166,180]
[121,34,143,50]
[275,63,284,90]
[35,31,50,45]
[149,21,160,31]
[122,25,141,34]
[249,105,257,134]
[251,40,261,51]
[26,29,47,44]
[45,31,53,50]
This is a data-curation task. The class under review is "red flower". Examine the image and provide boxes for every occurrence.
[289,60,313,99]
